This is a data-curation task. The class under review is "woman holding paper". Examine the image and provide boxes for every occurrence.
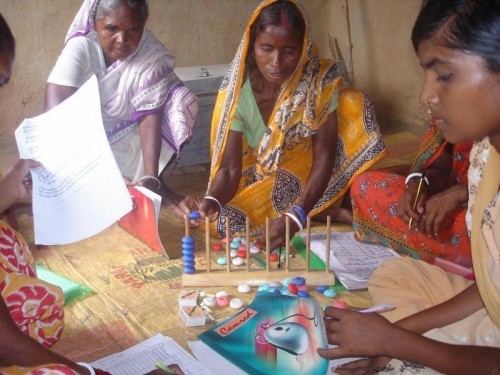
[1,11,181,375]
[44,0,198,204]
[318,0,500,373]
[0,13,114,375]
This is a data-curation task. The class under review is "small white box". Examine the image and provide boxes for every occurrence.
[178,289,199,307]
[179,305,207,327]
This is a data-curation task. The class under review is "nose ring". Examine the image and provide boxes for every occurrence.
[425,101,432,115]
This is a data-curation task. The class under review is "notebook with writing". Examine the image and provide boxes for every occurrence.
[198,293,329,375]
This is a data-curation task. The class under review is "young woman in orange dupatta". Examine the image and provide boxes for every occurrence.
[177,0,386,249]
[318,1,500,373]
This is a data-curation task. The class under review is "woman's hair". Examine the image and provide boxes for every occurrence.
[247,0,305,66]
[92,0,149,24]
[412,0,500,72]
[0,13,15,55]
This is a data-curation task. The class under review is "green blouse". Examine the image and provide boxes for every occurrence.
[230,78,339,148]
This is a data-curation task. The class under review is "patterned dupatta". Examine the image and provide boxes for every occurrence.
[467,138,500,327]
[209,0,340,183]
[63,0,197,154]
[410,123,471,186]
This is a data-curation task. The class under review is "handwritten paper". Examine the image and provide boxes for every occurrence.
[303,231,399,290]
[91,334,213,375]
[15,75,132,244]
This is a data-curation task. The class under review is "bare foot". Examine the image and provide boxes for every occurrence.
[313,206,353,226]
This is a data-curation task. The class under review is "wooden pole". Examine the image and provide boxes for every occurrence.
[226,216,231,272]
[265,217,270,272]
[246,216,250,271]
[285,215,290,271]
[184,216,190,237]
[305,217,311,272]
[326,215,331,274]
[205,217,211,272]
[343,0,354,86]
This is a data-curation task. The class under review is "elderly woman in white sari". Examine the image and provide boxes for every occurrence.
[44,0,198,201]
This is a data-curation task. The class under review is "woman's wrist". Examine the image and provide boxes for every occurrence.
[204,195,222,215]
[76,362,96,375]
[405,172,430,188]
[283,212,303,232]
[137,175,162,191]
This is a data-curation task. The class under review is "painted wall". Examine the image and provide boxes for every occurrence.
[0,0,426,169]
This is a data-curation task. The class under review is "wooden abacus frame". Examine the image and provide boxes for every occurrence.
[181,215,335,287]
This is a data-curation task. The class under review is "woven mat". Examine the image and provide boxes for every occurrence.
[17,130,420,362]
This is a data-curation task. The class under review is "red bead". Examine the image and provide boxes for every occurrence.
[288,283,298,294]
[212,243,223,251]
[269,253,279,261]
[237,249,247,258]
[332,300,349,309]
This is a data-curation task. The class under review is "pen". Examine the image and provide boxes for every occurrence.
[155,360,175,374]
[199,303,217,324]
[408,172,426,229]
[359,303,396,314]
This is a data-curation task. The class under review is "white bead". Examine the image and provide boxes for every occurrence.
[215,290,229,298]
[250,246,260,254]
[203,296,216,307]
[237,284,251,293]
[269,280,282,288]
[229,298,244,309]
[232,257,244,266]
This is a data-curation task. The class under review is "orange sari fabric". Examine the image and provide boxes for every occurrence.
[351,125,472,266]
[0,220,74,374]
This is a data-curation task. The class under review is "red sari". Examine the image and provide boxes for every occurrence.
[351,125,472,267]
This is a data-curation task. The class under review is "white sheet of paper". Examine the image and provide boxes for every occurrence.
[91,334,213,375]
[188,339,362,373]
[15,75,132,245]
[188,340,246,375]
[303,231,399,290]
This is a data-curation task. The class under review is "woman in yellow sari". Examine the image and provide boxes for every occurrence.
[179,0,386,248]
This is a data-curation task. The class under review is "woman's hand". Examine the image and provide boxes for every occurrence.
[255,215,298,250]
[397,180,429,225]
[0,159,41,214]
[319,307,394,359]
[325,357,391,375]
[418,184,467,236]
[174,196,220,228]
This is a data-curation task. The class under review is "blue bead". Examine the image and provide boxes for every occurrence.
[187,211,201,219]
[297,290,310,298]
[258,283,270,291]
[183,267,195,274]
[182,244,195,250]
[323,289,337,298]
[182,249,194,256]
[292,276,306,286]
[316,285,329,293]
[182,236,194,244]
[216,257,227,265]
